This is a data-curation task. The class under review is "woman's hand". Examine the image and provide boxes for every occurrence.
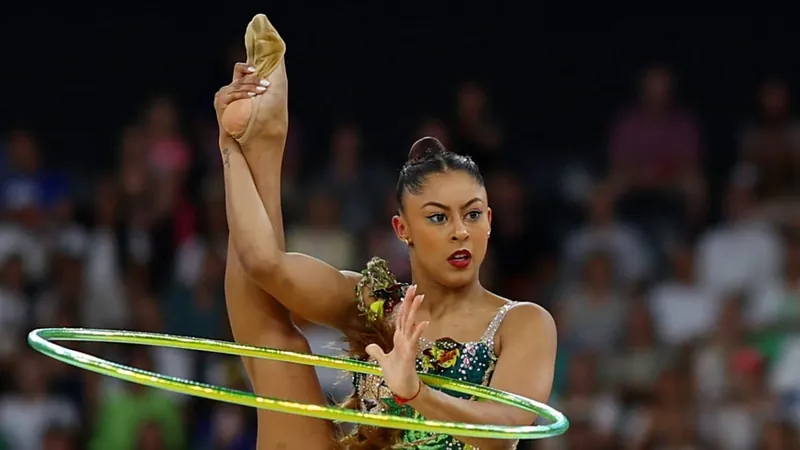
[366,285,430,399]
[213,63,270,145]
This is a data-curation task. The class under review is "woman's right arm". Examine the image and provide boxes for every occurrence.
[220,143,362,329]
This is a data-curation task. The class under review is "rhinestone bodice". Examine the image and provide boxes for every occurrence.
[349,259,522,449]
[353,336,508,449]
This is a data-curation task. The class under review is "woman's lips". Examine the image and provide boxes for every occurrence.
[448,249,472,269]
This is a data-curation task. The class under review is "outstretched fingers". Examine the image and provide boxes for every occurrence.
[410,320,429,343]
[404,294,424,339]
[397,285,417,332]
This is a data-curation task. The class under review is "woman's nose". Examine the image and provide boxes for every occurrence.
[451,220,469,241]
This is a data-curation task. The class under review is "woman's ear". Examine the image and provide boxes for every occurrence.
[487,207,492,234]
[392,214,410,245]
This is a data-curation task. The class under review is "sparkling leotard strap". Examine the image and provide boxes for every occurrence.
[480,301,524,350]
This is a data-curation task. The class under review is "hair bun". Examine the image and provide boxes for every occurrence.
[407,136,446,163]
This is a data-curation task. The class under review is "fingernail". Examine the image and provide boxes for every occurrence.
[247,66,256,73]
[260,79,270,87]
[247,92,256,97]
[419,295,425,302]
[256,86,267,92]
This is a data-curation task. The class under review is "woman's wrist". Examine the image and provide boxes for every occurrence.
[403,382,430,408]
[393,379,423,406]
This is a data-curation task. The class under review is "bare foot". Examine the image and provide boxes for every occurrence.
[221,14,288,147]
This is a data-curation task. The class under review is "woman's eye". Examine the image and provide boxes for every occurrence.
[466,210,483,221]
[427,213,446,224]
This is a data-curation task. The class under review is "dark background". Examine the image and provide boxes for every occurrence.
[3,13,797,175]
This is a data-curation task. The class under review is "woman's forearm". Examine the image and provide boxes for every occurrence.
[221,144,282,274]
[219,141,364,329]
[408,386,534,450]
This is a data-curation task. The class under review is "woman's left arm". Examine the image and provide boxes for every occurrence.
[367,293,557,450]
[412,304,556,449]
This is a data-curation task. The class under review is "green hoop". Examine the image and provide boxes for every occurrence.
[27,328,568,440]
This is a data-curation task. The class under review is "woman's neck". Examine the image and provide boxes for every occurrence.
[410,268,484,320]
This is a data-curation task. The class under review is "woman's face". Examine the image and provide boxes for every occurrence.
[394,170,491,288]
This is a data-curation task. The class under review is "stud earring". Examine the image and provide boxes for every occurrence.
[402,239,409,246]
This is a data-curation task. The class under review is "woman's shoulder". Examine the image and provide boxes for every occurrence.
[490,291,553,319]
[489,295,556,340]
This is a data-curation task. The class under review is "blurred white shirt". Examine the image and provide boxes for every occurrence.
[697,220,781,297]
[649,282,720,346]
[0,395,79,450]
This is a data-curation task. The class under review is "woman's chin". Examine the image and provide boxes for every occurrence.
[438,269,480,289]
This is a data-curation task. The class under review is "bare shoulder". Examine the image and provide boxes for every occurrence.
[492,295,557,350]
[509,300,554,324]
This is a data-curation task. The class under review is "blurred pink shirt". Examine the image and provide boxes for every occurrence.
[610,107,701,182]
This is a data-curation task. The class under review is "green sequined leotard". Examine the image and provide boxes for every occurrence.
[350,258,523,449]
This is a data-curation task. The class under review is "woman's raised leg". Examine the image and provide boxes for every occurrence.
[217,14,335,449]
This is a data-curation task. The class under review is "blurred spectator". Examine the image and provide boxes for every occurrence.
[34,253,84,328]
[697,183,782,297]
[89,348,184,450]
[363,189,411,280]
[41,427,77,450]
[416,117,452,151]
[649,240,720,346]
[610,65,706,233]
[312,122,385,234]
[739,79,800,188]
[136,421,167,450]
[555,252,626,353]
[605,300,672,398]
[0,129,69,284]
[174,183,228,288]
[286,189,357,270]
[455,81,505,167]
[131,294,194,403]
[1,130,67,226]
[0,353,79,450]
[143,97,191,178]
[164,251,226,340]
[694,294,746,403]
[484,168,540,277]
[0,254,27,361]
[749,232,800,330]
[757,421,798,450]
[560,420,602,450]
[194,403,255,450]
[709,347,778,450]
[561,184,652,286]
[550,352,620,449]
[119,125,151,203]
[623,367,704,449]
[82,176,144,328]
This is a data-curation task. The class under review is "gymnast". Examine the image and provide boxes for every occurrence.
[214,14,557,450]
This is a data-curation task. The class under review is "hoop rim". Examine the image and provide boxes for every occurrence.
[28,328,569,440]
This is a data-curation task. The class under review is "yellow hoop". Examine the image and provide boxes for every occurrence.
[28,328,569,440]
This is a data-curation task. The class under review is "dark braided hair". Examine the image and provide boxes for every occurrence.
[395,137,484,209]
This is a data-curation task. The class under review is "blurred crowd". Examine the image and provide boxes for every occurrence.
[2,62,800,450]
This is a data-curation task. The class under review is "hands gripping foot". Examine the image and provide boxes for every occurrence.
[218,14,288,146]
